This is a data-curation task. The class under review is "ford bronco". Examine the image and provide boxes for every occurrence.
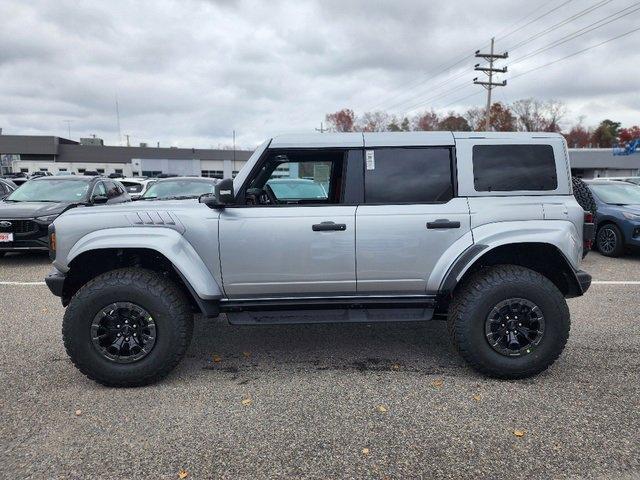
[45,132,593,386]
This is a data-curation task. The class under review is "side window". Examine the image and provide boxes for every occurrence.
[246,150,345,205]
[473,144,557,191]
[364,148,453,204]
[92,182,107,198]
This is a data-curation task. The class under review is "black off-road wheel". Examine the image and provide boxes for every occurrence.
[572,176,597,219]
[63,268,194,387]
[448,265,570,379]
[596,223,625,257]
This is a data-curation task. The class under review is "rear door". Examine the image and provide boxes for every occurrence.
[356,135,472,295]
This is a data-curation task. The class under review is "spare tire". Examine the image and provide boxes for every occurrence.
[572,177,597,218]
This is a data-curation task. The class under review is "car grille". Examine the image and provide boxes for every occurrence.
[0,219,38,234]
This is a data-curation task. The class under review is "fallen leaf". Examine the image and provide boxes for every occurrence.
[473,394,482,402]
[74,409,82,416]
[212,355,221,363]
[513,429,525,437]
[242,397,252,406]
[431,379,444,388]
[362,448,370,455]
[391,363,401,371]
[376,405,388,413]
[242,351,251,359]
[178,469,188,479]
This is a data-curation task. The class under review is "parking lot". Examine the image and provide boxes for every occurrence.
[1,251,639,479]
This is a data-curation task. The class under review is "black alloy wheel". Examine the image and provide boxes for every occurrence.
[91,302,157,363]
[484,298,545,357]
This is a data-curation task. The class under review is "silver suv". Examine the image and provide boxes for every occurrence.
[45,132,593,387]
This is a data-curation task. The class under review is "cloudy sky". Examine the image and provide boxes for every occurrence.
[1,0,638,149]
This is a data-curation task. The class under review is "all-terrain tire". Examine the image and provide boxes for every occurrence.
[448,265,570,379]
[63,268,194,387]
[572,176,597,232]
[596,223,625,257]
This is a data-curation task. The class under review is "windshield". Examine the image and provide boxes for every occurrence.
[121,181,145,193]
[6,179,90,202]
[267,179,327,200]
[142,180,215,199]
[590,183,640,205]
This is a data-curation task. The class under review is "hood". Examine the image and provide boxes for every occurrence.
[0,201,77,218]
[59,198,203,218]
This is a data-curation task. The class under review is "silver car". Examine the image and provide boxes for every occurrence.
[45,132,593,386]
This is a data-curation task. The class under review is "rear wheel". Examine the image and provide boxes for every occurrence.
[448,265,570,379]
[596,223,624,257]
[63,268,194,387]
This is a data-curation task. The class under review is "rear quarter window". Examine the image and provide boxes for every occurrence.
[472,144,558,192]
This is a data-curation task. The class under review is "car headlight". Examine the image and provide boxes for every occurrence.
[35,214,59,224]
[622,212,640,221]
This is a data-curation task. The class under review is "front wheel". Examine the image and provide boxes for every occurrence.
[448,265,570,379]
[63,268,194,387]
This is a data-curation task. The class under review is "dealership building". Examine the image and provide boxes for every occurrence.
[0,134,253,178]
[1,133,638,179]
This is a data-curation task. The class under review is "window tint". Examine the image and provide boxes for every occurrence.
[364,148,453,204]
[473,144,557,192]
[92,182,107,198]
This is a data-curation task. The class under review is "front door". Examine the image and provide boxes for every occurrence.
[219,149,357,298]
[356,146,472,295]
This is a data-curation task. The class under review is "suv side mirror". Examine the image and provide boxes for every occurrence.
[92,195,109,205]
[215,178,235,205]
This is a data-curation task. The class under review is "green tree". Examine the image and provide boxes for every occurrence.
[590,119,620,147]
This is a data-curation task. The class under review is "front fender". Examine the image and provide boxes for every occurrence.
[60,227,222,300]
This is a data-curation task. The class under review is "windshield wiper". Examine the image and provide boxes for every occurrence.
[164,195,198,200]
[139,196,158,200]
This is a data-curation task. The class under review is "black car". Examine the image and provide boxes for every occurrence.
[139,177,218,200]
[0,176,130,256]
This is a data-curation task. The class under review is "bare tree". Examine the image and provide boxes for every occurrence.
[358,111,390,132]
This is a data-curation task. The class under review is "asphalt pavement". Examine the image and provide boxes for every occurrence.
[1,251,639,479]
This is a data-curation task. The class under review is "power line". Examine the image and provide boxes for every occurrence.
[496,0,574,42]
[505,0,613,52]
[368,0,584,115]
[509,25,640,80]
[493,0,560,39]
[511,3,640,66]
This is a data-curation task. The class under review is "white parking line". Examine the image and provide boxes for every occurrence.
[0,281,46,285]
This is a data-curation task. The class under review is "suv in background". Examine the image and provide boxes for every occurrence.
[45,132,592,387]
[0,178,17,198]
[0,176,130,256]
[120,178,157,200]
[587,180,640,257]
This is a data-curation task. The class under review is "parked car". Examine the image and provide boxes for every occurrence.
[0,176,130,256]
[266,178,328,201]
[119,178,157,199]
[46,132,593,387]
[30,171,53,178]
[139,177,218,200]
[601,176,640,186]
[3,172,29,186]
[0,178,17,198]
[586,180,640,257]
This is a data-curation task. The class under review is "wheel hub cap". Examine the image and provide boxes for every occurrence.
[485,298,545,357]
[91,302,156,363]
[598,228,616,254]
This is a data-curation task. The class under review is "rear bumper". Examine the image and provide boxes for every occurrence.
[45,268,66,297]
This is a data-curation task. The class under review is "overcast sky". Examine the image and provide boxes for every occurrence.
[1,0,638,149]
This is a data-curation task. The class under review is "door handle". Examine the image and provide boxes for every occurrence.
[427,219,461,229]
[312,221,347,232]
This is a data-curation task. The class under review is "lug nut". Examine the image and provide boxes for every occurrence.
[133,333,137,337]
[117,324,120,328]
[125,320,128,324]
[117,333,121,337]
[125,337,129,341]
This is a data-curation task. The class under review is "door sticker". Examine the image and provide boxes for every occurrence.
[366,150,375,170]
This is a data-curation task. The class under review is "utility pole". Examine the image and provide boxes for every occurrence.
[474,37,508,131]
[315,122,326,133]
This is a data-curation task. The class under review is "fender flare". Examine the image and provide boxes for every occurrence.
[66,227,223,300]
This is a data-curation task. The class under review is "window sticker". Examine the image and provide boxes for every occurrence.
[366,150,375,170]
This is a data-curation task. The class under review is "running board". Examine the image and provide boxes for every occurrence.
[221,295,436,325]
